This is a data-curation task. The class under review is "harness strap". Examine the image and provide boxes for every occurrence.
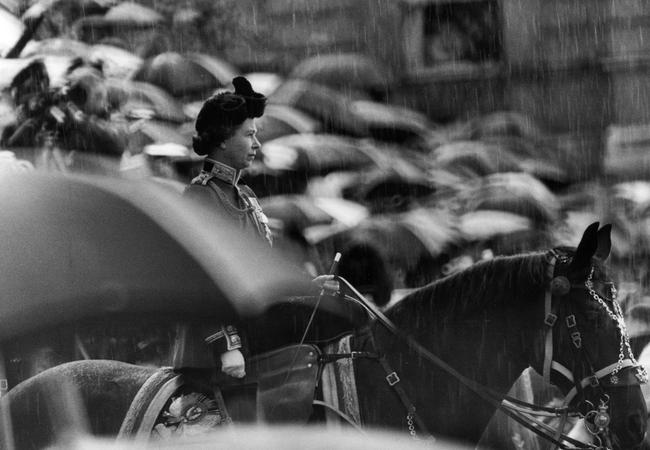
[320,345,569,443]
[376,353,434,441]
[543,254,558,382]
[497,403,587,450]
[563,316,598,408]
[319,351,379,364]
[552,361,574,382]
[362,329,434,441]
[552,407,570,450]
[396,335,591,449]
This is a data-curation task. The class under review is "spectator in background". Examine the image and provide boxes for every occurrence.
[1,58,126,168]
[1,59,51,148]
[59,59,127,158]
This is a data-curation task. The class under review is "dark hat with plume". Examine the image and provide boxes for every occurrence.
[232,76,266,118]
[195,76,266,134]
[192,76,266,155]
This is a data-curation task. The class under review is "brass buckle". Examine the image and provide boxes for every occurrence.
[566,315,576,328]
[544,313,558,327]
[386,372,400,386]
[571,332,582,349]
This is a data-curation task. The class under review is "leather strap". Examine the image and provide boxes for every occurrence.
[551,408,569,450]
[563,359,639,404]
[319,351,379,364]
[376,353,434,441]
[363,331,434,441]
[543,254,558,382]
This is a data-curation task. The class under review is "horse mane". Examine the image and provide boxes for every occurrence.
[387,251,550,321]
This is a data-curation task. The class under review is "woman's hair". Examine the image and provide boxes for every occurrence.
[192,76,267,155]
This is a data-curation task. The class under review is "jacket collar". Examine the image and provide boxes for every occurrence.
[203,158,241,186]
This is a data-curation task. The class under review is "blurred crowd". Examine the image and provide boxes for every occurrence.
[2,0,650,342]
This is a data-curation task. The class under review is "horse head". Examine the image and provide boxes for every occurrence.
[537,222,647,449]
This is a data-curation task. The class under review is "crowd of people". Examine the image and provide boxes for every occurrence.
[3,16,650,321]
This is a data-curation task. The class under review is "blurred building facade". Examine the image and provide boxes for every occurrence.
[13,0,650,178]
[226,0,650,180]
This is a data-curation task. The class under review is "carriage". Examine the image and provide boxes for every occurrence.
[0,172,647,450]
[0,171,372,447]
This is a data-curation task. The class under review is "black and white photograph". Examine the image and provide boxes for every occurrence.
[1,0,650,449]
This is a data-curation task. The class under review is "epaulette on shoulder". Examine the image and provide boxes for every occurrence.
[191,172,214,186]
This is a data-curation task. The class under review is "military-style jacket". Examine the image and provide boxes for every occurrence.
[175,159,271,370]
[184,158,273,246]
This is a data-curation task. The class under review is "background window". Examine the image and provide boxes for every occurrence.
[423,1,502,66]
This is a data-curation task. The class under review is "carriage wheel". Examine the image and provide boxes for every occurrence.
[119,372,231,440]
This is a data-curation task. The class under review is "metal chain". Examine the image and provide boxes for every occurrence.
[406,413,417,439]
[585,267,648,384]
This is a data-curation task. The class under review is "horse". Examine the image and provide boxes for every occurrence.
[1,223,647,449]
[324,222,647,449]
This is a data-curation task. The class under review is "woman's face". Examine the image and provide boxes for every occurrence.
[217,118,261,170]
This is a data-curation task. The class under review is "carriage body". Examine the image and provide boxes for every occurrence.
[0,172,341,439]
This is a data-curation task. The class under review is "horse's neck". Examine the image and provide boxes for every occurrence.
[373,306,529,392]
[354,302,535,442]
[390,256,545,388]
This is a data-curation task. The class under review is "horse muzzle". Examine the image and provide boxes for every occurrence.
[610,406,647,449]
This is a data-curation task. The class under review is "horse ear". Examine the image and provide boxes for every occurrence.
[594,224,612,261]
[570,222,600,270]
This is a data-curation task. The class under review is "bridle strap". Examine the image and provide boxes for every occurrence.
[552,361,574,382]
[562,359,638,404]
[552,409,570,450]
[543,254,558,382]
[553,359,638,385]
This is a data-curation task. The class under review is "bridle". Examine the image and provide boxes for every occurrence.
[314,249,647,449]
[539,249,648,448]
[543,250,648,395]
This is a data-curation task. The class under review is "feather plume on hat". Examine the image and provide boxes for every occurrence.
[233,76,266,118]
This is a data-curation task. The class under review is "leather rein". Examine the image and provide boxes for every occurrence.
[317,250,647,449]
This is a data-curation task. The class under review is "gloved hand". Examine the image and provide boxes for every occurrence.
[220,349,246,378]
[312,274,339,293]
